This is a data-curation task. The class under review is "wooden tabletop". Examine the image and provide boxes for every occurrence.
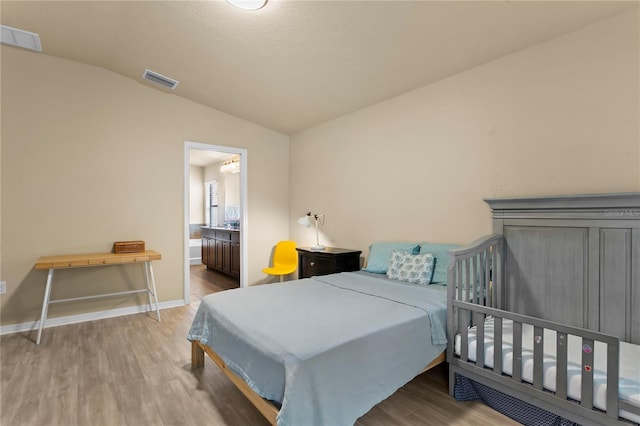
[35,250,161,270]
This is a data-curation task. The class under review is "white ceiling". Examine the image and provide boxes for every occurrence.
[189,149,235,167]
[1,1,637,135]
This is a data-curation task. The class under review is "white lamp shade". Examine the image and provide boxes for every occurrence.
[297,215,311,228]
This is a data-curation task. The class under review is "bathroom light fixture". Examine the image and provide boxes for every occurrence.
[297,212,325,251]
[226,0,267,10]
[220,156,240,174]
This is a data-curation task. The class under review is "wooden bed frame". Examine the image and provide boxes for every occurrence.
[191,340,279,424]
[447,193,640,425]
[191,340,445,425]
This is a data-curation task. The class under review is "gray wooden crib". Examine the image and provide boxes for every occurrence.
[446,193,640,426]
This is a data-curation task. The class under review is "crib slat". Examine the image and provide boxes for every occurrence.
[479,254,485,305]
[533,326,544,390]
[465,258,470,303]
[512,321,522,382]
[472,255,478,304]
[480,251,486,305]
[556,332,568,400]
[494,244,499,308]
[581,337,594,410]
[493,316,503,375]
[456,261,467,363]
[475,311,485,368]
[606,340,619,418]
[476,252,481,304]
[493,242,502,309]
[461,309,469,362]
[483,249,490,307]
[457,261,463,302]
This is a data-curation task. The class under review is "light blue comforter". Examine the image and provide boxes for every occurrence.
[187,271,447,426]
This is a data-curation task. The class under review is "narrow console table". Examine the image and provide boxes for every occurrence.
[34,250,162,344]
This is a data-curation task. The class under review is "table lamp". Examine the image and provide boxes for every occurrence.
[297,212,325,251]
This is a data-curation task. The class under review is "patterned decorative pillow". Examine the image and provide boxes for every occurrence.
[386,250,435,285]
[362,242,420,274]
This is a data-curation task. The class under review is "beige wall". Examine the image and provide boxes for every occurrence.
[290,11,639,257]
[1,46,289,327]
[225,173,241,209]
[189,165,205,225]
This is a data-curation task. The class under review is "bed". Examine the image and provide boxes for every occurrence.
[446,193,640,425]
[188,242,453,426]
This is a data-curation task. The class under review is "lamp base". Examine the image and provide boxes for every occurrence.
[309,245,325,251]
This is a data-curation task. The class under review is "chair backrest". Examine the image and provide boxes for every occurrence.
[273,240,297,267]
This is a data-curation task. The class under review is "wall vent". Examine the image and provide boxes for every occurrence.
[1,25,42,52]
[142,69,179,90]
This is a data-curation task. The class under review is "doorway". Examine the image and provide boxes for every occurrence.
[183,142,248,304]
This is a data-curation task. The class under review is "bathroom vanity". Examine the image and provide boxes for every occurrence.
[201,227,240,280]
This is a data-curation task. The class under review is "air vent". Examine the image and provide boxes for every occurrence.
[1,25,42,52]
[142,69,179,90]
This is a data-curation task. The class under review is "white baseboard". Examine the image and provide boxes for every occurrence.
[0,299,186,336]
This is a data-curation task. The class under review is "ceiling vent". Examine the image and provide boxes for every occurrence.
[142,69,179,90]
[1,25,42,52]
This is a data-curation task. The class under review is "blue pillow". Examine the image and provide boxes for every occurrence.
[419,242,461,285]
[387,250,435,285]
[363,242,420,274]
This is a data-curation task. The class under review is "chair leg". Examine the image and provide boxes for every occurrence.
[279,275,284,282]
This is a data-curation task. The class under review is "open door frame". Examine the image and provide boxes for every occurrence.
[183,141,248,304]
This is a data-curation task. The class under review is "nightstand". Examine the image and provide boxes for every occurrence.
[296,247,362,279]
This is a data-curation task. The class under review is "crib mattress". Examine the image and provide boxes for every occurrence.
[454,317,640,423]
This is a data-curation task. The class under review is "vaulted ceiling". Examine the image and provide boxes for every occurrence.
[1,1,636,134]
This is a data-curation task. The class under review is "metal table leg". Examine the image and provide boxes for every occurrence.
[36,268,54,345]
[143,261,154,315]
[145,261,161,322]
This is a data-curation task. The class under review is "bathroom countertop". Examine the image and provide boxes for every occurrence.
[200,226,240,232]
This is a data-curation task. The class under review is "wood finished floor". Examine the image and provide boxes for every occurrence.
[0,266,519,426]
[189,264,240,299]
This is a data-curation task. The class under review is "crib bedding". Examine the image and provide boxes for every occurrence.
[454,317,640,423]
[188,271,447,426]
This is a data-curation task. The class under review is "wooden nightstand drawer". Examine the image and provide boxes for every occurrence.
[302,256,332,276]
[296,247,362,279]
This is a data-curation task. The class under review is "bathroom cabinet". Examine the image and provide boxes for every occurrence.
[201,227,240,280]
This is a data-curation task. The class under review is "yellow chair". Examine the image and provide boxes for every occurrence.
[262,240,298,282]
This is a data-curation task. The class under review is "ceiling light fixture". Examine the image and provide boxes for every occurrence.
[226,0,267,10]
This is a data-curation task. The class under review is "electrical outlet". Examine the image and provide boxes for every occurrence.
[0,281,6,295]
